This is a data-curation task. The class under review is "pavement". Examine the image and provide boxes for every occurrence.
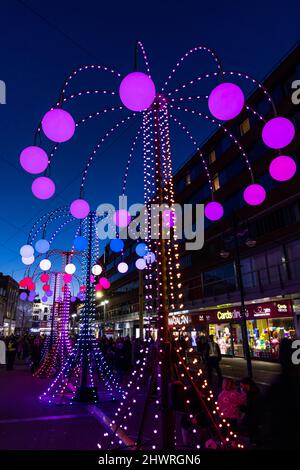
[219,357,281,387]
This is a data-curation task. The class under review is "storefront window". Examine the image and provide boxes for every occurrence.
[231,323,244,358]
[209,323,233,356]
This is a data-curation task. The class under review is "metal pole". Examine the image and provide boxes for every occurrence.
[139,270,144,340]
[232,212,253,378]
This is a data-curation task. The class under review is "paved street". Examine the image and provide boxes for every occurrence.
[219,357,281,388]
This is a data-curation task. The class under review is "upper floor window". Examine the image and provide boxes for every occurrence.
[240,118,250,136]
[185,173,191,186]
[212,173,220,192]
[208,150,216,164]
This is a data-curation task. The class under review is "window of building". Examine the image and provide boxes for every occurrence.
[185,173,191,186]
[43,314,47,321]
[32,315,39,321]
[240,118,250,136]
[208,150,216,164]
[212,173,220,192]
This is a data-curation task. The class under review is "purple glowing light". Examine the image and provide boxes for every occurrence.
[204,201,224,221]
[243,183,266,206]
[46,290,53,297]
[32,177,55,200]
[20,292,27,301]
[262,117,295,149]
[42,295,48,302]
[208,82,244,121]
[41,109,75,143]
[113,209,131,228]
[71,296,77,302]
[269,155,296,182]
[119,72,156,112]
[70,199,90,219]
[136,258,146,270]
[163,209,176,227]
[20,146,48,174]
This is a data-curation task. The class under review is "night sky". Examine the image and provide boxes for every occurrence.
[0,0,299,280]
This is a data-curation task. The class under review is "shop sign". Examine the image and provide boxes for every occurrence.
[168,314,190,326]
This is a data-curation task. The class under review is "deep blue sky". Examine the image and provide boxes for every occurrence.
[0,0,299,280]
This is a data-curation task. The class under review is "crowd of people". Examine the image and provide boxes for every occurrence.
[0,333,45,372]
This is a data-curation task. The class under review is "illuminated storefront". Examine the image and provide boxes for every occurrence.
[186,300,295,360]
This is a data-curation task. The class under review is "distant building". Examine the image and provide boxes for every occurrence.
[31,300,52,334]
[15,291,33,334]
[0,272,19,335]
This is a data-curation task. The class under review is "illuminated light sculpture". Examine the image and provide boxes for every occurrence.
[65,263,76,274]
[92,264,102,275]
[262,117,295,149]
[35,238,50,254]
[113,209,131,227]
[95,282,103,291]
[42,108,75,143]
[22,255,35,265]
[208,82,244,121]
[99,276,110,289]
[117,262,128,273]
[19,292,27,301]
[42,295,48,302]
[135,258,146,270]
[135,242,148,257]
[110,238,124,252]
[20,146,49,174]
[40,273,50,282]
[63,273,72,283]
[243,183,266,206]
[46,290,53,297]
[42,284,50,292]
[269,155,296,181]
[20,244,34,258]
[70,198,90,219]
[40,259,52,271]
[32,176,55,200]
[119,71,156,112]
[204,201,224,221]
[73,235,88,251]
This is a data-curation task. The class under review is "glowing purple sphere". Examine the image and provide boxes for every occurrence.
[262,117,295,149]
[204,201,224,221]
[20,146,49,174]
[243,184,266,206]
[113,209,131,228]
[71,296,77,302]
[136,258,146,270]
[42,295,48,302]
[20,292,27,301]
[119,72,156,112]
[70,199,90,219]
[269,155,296,182]
[41,108,75,143]
[208,82,244,121]
[32,177,55,200]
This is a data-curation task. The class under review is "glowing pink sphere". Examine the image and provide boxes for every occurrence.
[119,72,156,112]
[113,209,131,228]
[262,117,295,149]
[208,82,244,121]
[41,108,75,143]
[95,283,103,292]
[63,273,72,283]
[204,201,224,221]
[70,199,90,219]
[243,184,266,206]
[99,277,110,289]
[269,155,296,181]
[20,146,48,174]
[32,176,55,200]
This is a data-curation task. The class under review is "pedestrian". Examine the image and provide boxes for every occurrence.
[239,377,261,446]
[217,378,246,429]
[204,334,223,390]
[30,336,42,373]
[196,334,206,361]
[6,335,17,371]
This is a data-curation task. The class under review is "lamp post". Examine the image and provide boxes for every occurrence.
[100,300,109,336]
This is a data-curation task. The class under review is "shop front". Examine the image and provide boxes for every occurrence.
[189,300,295,361]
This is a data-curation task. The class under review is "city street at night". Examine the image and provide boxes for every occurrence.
[0,0,300,465]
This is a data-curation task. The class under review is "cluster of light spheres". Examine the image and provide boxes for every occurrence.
[32,176,55,200]
[119,72,156,112]
[262,117,295,149]
[22,256,35,265]
[204,201,224,221]
[20,146,48,174]
[117,262,128,274]
[65,263,76,275]
[20,244,34,258]
[39,259,51,271]
[208,82,245,121]
[35,239,50,254]
[113,209,131,228]
[42,108,75,143]
[70,199,90,219]
[269,155,296,181]
[243,183,266,206]
[92,264,102,276]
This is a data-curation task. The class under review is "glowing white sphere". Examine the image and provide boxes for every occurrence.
[65,263,76,274]
[135,258,146,270]
[92,264,102,276]
[20,244,34,258]
[118,262,128,274]
[22,256,35,265]
[40,259,51,271]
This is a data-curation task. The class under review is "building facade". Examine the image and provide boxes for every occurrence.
[98,44,300,359]
[0,273,19,335]
[31,300,52,334]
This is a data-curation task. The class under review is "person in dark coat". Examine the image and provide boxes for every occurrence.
[239,377,261,446]
[196,334,207,361]
[6,335,17,371]
[204,335,222,390]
